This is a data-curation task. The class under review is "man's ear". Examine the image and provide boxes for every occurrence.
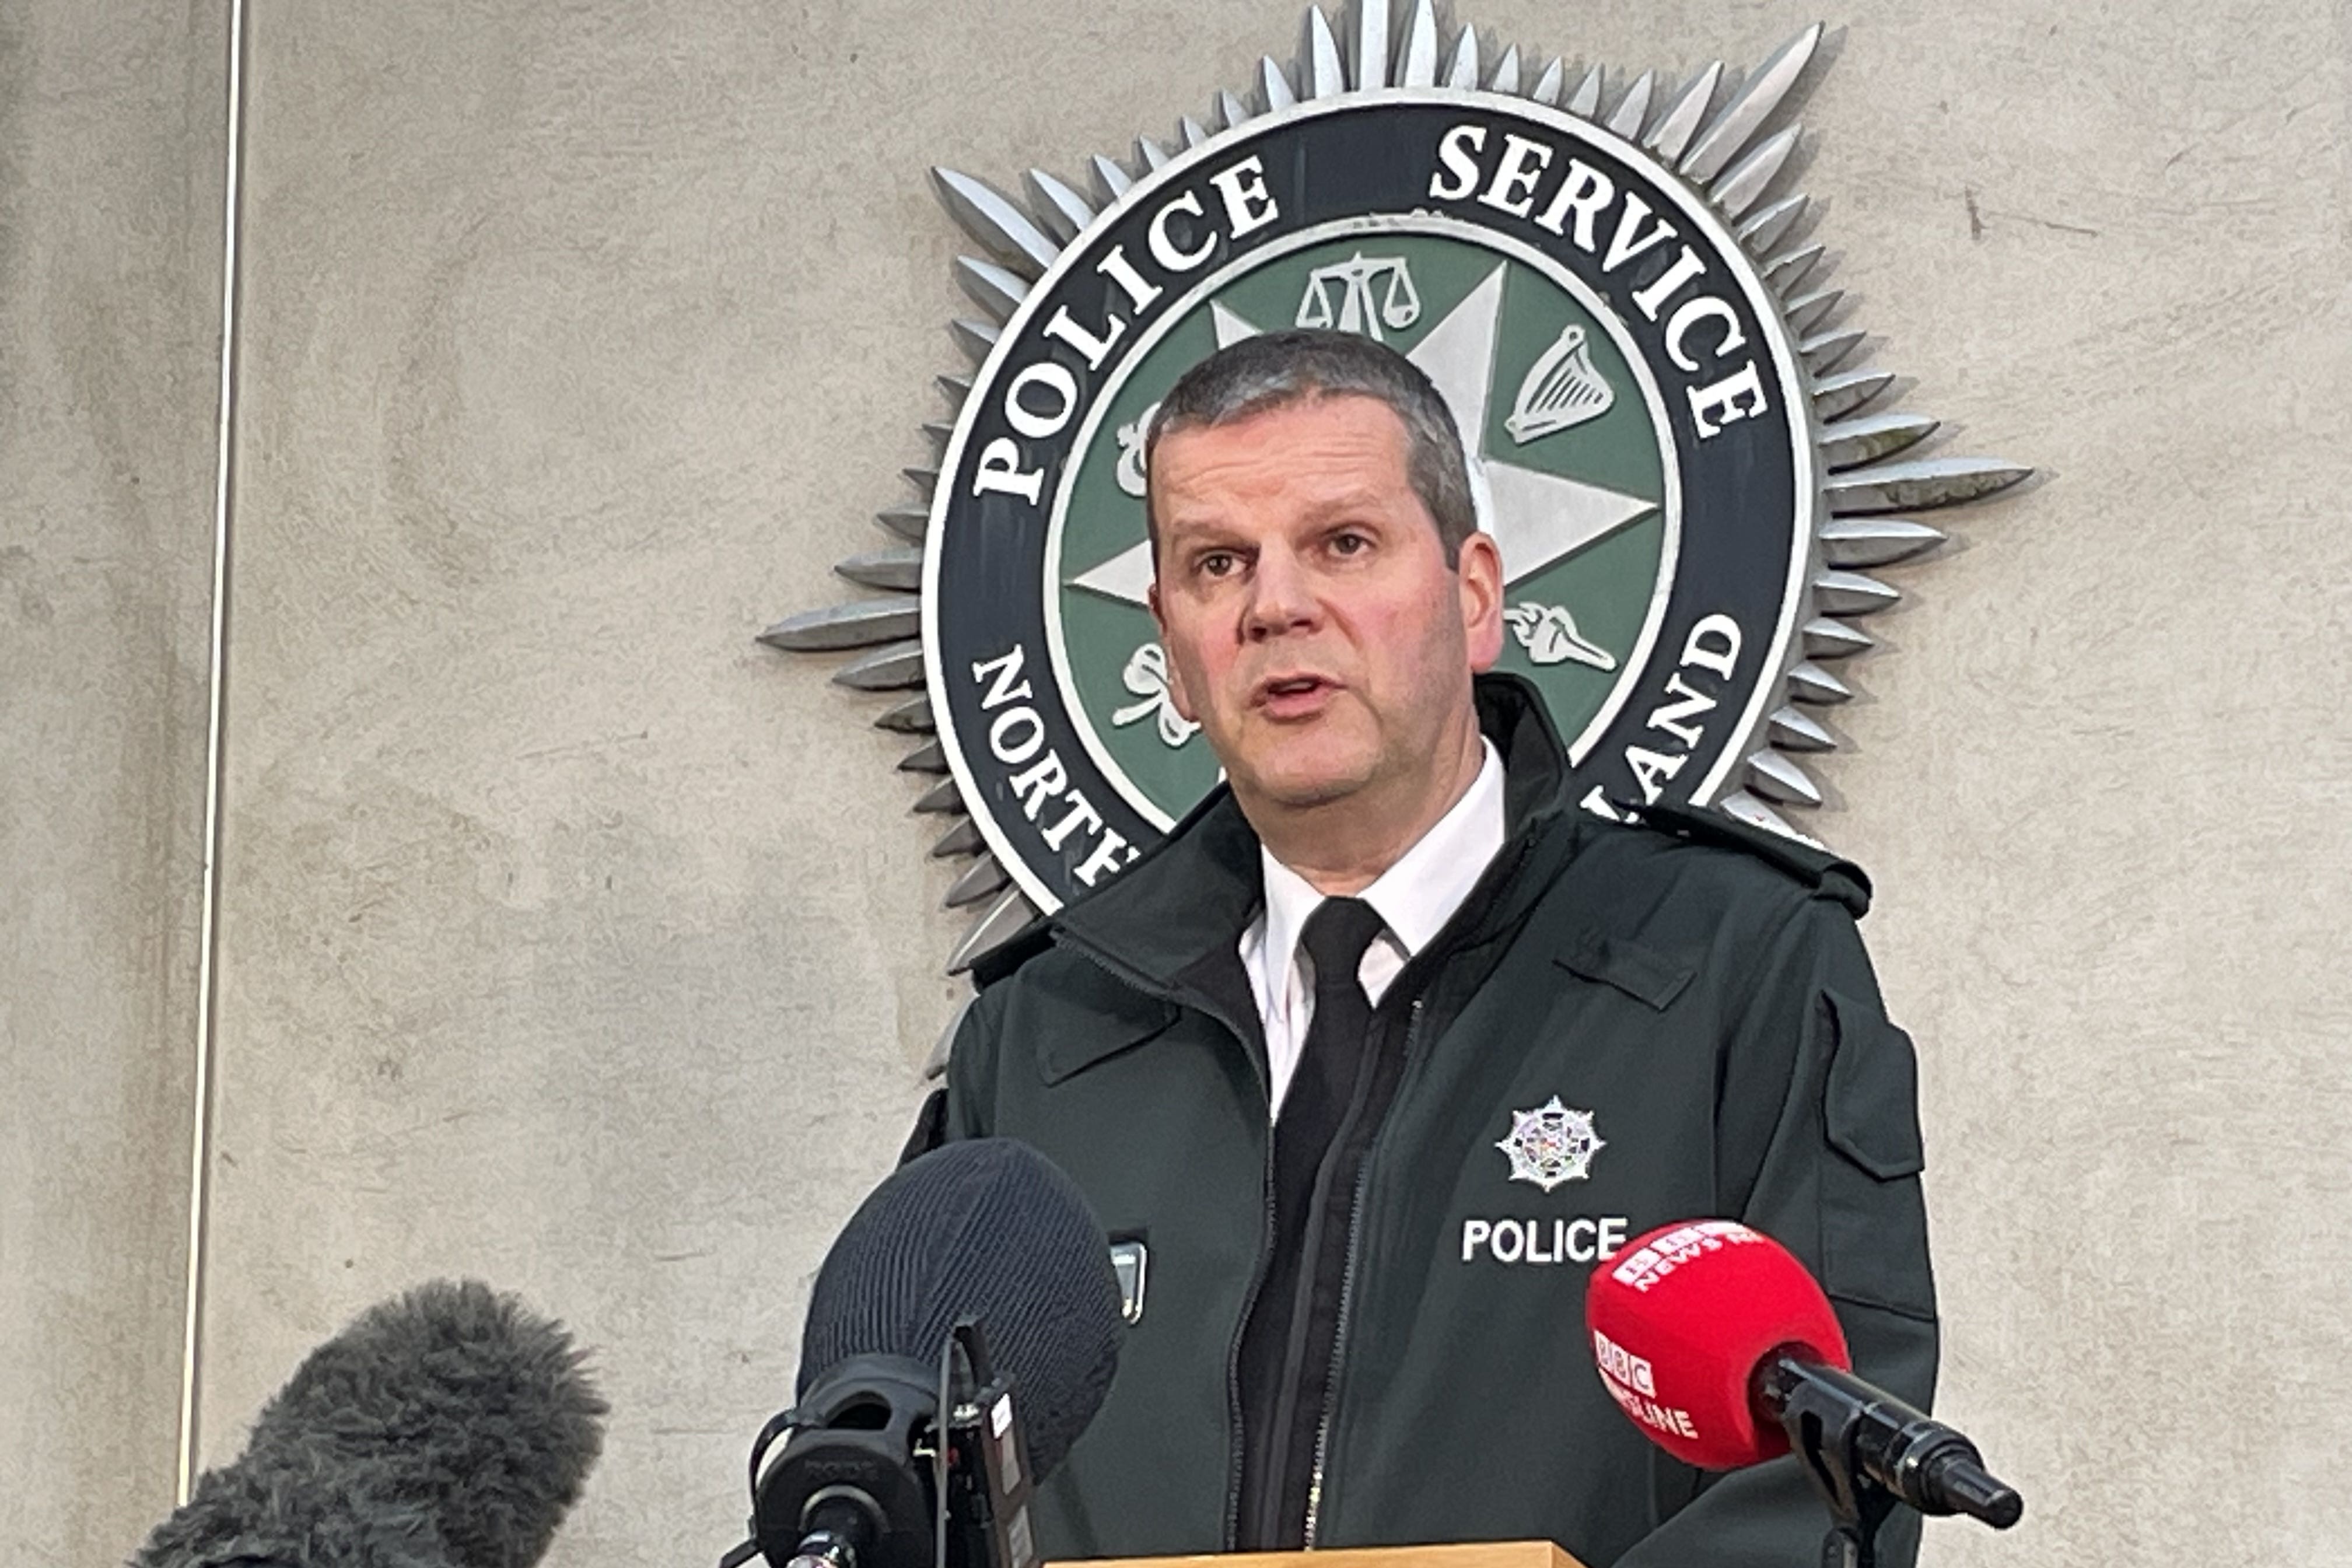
[1458,531,1506,673]
[1147,581,1199,722]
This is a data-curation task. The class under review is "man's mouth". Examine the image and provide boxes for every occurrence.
[1255,674,1338,712]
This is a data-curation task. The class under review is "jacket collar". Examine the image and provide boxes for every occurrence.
[1048,673,1584,996]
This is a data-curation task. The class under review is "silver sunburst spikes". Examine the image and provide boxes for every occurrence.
[763,0,2031,971]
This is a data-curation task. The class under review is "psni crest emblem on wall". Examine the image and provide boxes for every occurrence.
[766,4,2028,976]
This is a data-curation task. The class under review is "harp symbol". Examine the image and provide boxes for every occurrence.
[1506,323,1615,444]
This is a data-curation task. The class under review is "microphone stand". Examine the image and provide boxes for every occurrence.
[723,1325,1041,1568]
[1772,1371,1899,1568]
[1759,1357,2022,1568]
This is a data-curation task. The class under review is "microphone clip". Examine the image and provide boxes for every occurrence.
[1758,1354,2023,1568]
[727,1325,1042,1568]
[1769,1362,1899,1568]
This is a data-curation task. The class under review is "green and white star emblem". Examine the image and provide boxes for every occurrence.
[1051,230,1676,826]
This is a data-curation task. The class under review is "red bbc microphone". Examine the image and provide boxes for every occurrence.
[1586,1219,2021,1555]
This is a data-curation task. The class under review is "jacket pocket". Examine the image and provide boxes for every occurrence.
[1035,998,1183,1085]
[1818,987,1937,1321]
[1552,926,1695,1011]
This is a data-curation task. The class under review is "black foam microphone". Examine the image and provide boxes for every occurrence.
[743,1138,1124,1568]
[132,1279,608,1568]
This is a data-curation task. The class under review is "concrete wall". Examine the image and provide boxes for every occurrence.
[0,1,223,1563]
[5,2,2347,1566]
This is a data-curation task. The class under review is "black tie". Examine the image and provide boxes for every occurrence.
[1235,896,1389,1545]
[1282,897,1387,1148]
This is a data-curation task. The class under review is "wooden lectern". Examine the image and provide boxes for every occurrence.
[1060,1544,1586,1568]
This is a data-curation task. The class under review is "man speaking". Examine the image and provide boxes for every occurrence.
[915,330,1937,1566]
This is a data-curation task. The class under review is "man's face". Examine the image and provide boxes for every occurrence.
[1146,394,1503,820]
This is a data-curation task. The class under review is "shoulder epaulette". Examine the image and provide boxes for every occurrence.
[1625,800,1873,916]
[966,915,1057,988]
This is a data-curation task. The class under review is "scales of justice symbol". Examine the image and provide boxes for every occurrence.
[1296,252,1421,338]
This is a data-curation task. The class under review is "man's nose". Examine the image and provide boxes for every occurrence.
[1241,547,1319,640]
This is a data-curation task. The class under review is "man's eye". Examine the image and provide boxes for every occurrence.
[1197,551,1239,578]
[1329,531,1370,556]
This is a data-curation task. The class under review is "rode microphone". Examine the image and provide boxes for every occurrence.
[1586,1220,2020,1567]
[131,1280,607,1568]
[733,1139,1124,1568]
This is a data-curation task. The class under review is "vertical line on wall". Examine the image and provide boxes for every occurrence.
[178,0,250,1507]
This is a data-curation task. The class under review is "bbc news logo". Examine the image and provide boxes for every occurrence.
[1608,1220,1758,1292]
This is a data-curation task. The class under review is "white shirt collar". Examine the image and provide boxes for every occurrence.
[1254,736,1507,996]
[1353,734,1510,954]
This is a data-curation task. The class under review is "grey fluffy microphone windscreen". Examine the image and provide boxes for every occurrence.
[794,1139,1124,1483]
[132,1279,607,1568]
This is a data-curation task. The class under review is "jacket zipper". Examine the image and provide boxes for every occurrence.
[1060,822,1535,1549]
[1222,1144,1280,1549]
[1300,995,1425,1548]
[1052,935,1278,1552]
[1299,828,1534,1547]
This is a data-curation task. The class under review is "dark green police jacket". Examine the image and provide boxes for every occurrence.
[929,675,1938,1567]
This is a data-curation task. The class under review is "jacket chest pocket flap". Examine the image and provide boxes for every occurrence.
[1035,999,1184,1086]
[1552,926,1695,1012]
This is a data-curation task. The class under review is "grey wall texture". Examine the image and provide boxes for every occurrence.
[0,0,224,1562]
[3,1,2347,1566]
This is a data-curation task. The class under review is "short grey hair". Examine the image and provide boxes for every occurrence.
[1143,328,1478,566]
